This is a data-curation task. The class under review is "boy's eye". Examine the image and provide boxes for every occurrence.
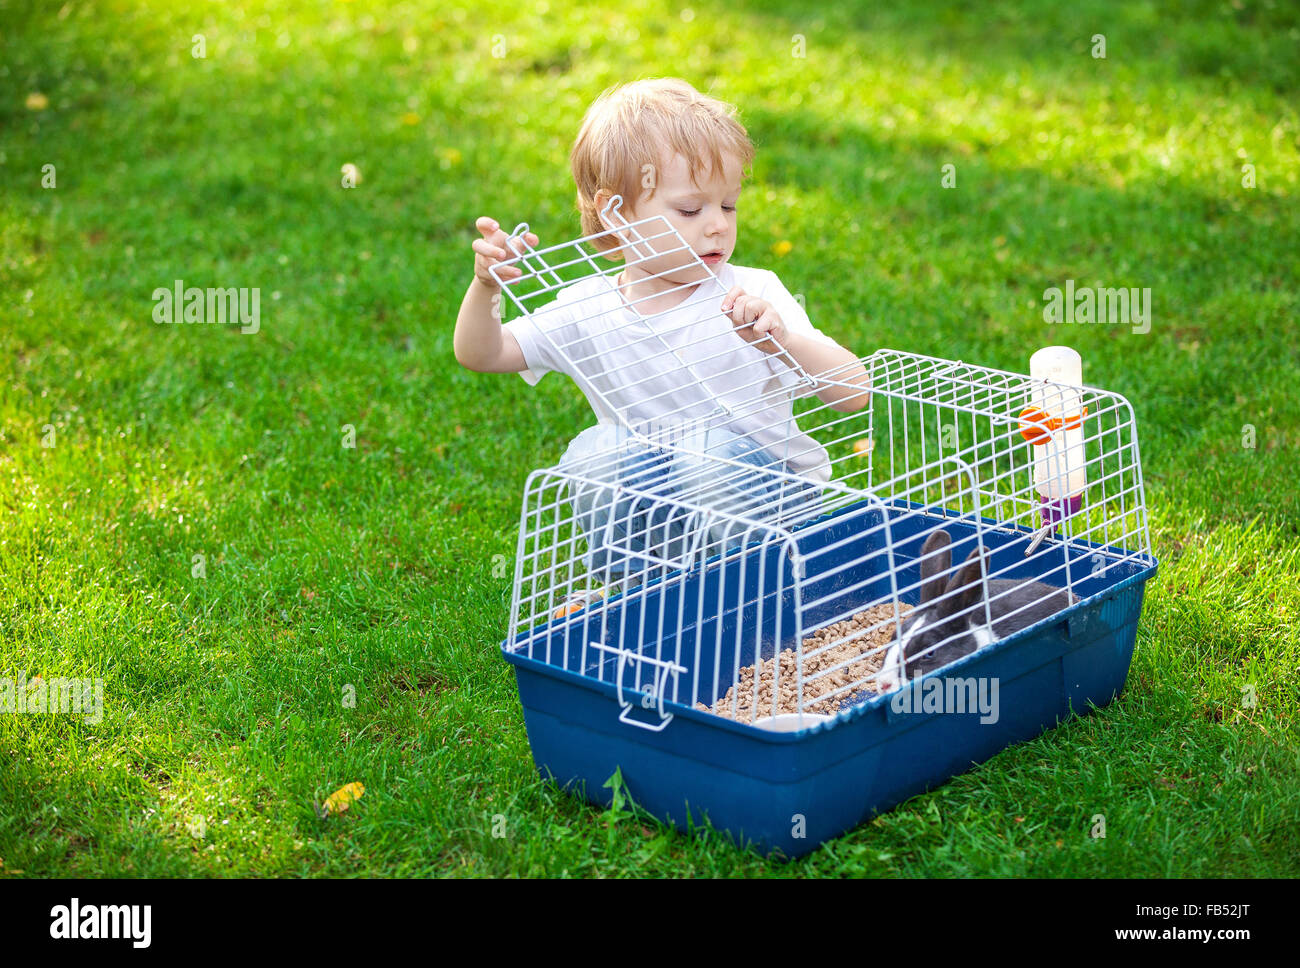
[678,209,700,217]
[677,207,738,216]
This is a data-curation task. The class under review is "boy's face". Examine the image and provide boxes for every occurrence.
[610,150,742,286]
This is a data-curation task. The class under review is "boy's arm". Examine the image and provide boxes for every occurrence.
[454,277,528,373]
[456,217,538,373]
[720,277,871,413]
[778,332,872,413]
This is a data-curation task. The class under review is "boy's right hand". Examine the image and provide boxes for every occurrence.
[473,217,538,292]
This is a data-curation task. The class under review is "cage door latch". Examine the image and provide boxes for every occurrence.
[590,641,686,732]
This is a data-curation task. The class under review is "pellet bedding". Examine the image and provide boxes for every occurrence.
[698,602,913,723]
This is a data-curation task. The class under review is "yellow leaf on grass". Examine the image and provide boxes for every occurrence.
[400,112,420,126]
[772,239,793,256]
[26,92,49,111]
[322,781,365,816]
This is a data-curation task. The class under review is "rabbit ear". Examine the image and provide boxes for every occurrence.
[937,548,984,620]
[919,530,952,604]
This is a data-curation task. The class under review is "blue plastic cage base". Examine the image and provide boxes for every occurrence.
[502,499,1157,859]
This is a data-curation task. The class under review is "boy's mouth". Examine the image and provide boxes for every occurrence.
[700,250,725,264]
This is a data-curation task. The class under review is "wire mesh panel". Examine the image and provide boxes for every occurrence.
[490,194,822,434]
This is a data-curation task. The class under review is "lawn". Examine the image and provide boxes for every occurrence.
[1,0,1297,877]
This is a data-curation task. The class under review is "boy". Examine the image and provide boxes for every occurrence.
[455,78,870,612]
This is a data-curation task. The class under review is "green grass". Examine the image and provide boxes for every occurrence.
[1,0,1297,876]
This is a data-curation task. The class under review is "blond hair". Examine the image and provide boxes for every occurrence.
[569,77,755,259]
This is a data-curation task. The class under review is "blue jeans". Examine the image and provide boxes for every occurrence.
[557,423,823,581]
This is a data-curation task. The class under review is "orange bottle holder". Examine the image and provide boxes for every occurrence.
[1018,405,1088,445]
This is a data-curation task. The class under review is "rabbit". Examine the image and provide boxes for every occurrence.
[876,529,1077,692]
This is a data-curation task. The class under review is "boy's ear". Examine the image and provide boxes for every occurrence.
[594,193,635,258]
[594,190,619,229]
[598,193,636,225]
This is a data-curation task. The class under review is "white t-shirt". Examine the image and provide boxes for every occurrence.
[502,262,839,484]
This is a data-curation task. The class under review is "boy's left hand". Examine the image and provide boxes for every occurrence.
[721,286,789,355]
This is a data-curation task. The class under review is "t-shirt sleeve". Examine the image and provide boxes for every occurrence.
[759,269,845,390]
[502,299,572,386]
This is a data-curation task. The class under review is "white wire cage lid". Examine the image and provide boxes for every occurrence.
[488,194,821,437]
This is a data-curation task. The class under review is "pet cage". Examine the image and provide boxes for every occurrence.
[491,197,1158,859]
